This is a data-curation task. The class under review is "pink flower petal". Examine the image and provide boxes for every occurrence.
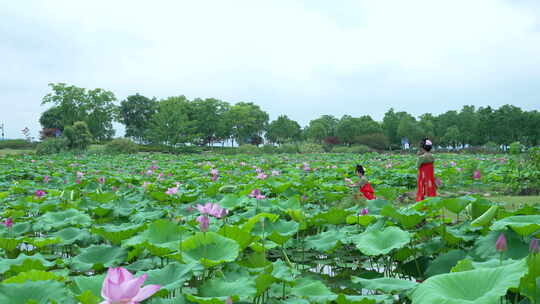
[132,284,161,302]
[119,275,147,300]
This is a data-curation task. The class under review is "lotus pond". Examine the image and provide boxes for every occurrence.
[0,152,539,304]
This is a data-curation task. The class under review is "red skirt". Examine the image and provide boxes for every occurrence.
[360,183,376,200]
[416,162,437,202]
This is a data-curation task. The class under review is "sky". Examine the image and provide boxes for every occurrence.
[1,0,540,139]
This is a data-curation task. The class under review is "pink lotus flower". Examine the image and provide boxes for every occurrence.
[43,176,49,183]
[165,187,178,195]
[196,203,228,218]
[151,165,158,170]
[35,189,46,198]
[240,162,246,166]
[100,267,160,304]
[75,179,81,184]
[3,218,13,228]
[359,208,369,216]
[271,170,280,176]
[385,163,392,169]
[225,297,233,304]
[111,186,118,192]
[344,178,352,184]
[496,233,507,252]
[457,167,463,172]
[211,169,219,175]
[167,173,173,177]
[331,165,337,169]
[256,173,268,180]
[98,177,106,184]
[146,170,153,176]
[450,161,457,167]
[77,171,84,178]
[197,215,209,232]
[142,182,151,189]
[249,189,266,200]
[473,170,481,180]
[530,238,539,254]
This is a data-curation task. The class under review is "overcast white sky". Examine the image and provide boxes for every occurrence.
[1,0,539,139]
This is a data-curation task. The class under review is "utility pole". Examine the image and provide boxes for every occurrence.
[0,123,4,140]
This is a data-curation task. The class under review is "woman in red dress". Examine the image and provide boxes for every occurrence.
[416,138,437,201]
[355,165,376,200]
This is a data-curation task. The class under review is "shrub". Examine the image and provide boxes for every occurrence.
[105,138,139,154]
[36,137,68,155]
[237,144,260,154]
[262,144,277,154]
[299,142,324,153]
[509,141,524,155]
[0,139,37,150]
[349,145,372,154]
[355,133,389,150]
[39,128,61,140]
[332,146,350,153]
[484,141,500,153]
[64,121,92,150]
[278,143,299,154]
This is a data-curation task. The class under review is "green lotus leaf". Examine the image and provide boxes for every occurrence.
[305,229,341,252]
[272,259,300,282]
[425,250,467,277]
[141,262,199,293]
[450,258,474,273]
[92,223,146,245]
[351,276,417,293]
[444,226,476,245]
[0,253,54,275]
[520,254,540,303]
[181,232,239,268]
[123,219,188,256]
[0,280,70,304]
[148,297,187,304]
[87,192,118,203]
[219,194,249,210]
[336,293,393,304]
[346,214,376,226]
[0,237,22,252]
[470,205,499,227]
[2,269,64,284]
[291,278,337,303]
[352,226,411,256]
[242,213,280,232]
[70,244,127,272]
[76,290,101,304]
[72,274,105,299]
[472,230,529,261]
[441,196,475,214]
[186,275,256,303]
[311,208,352,226]
[33,209,92,231]
[52,227,94,245]
[490,215,540,236]
[218,224,257,250]
[381,205,425,229]
[410,259,528,304]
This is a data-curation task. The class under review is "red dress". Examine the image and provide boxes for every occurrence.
[416,162,437,202]
[360,183,376,200]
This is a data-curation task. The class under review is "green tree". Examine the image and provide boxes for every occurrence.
[397,114,424,146]
[265,115,302,145]
[457,105,479,146]
[117,94,158,142]
[443,125,460,149]
[147,96,195,147]
[191,98,230,146]
[63,121,92,150]
[492,105,523,146]
[225,102,269,145]
[41,83,117,141]
[305,115,339,143]
[39,106,64,130]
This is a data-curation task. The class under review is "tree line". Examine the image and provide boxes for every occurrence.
[39,83,540,149]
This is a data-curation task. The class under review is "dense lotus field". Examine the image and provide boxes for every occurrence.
[0,152,539,304]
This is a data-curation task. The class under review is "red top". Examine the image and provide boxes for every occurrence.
[360,183,376,200]
[416,162,437,202]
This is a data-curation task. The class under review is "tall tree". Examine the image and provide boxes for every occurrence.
[457,105,478,146]
[265,115,302,145]
[41,83,117,141]
[117,94,158,142]
[147,96,195,147]
[39,106,64,130]
[225,102,269,145]
[191,98,230,146]
[397,114,424,146]
[305,115,339,143]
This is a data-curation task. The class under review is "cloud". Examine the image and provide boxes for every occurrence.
[0,0,539,138]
